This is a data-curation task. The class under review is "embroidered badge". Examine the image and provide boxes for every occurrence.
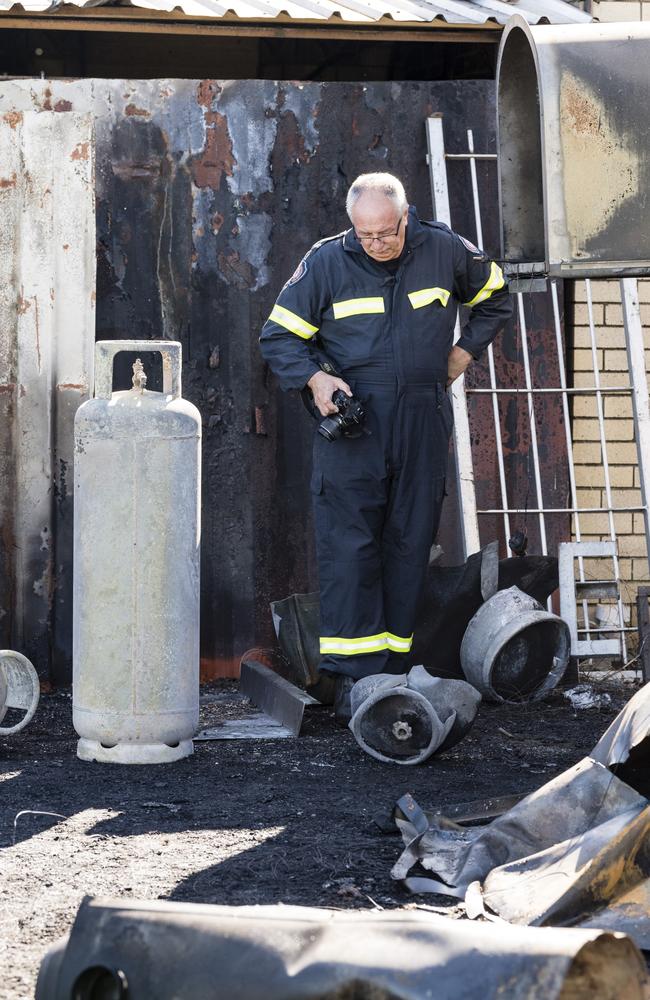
[285,258,308,287]
[459,234,483,255]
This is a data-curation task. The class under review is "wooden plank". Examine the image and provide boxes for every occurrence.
[0,13,500,42]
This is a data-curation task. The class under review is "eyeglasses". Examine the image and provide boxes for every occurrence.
[353,216,403,245]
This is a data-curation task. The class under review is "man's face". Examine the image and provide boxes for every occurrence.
[350,194,408,263]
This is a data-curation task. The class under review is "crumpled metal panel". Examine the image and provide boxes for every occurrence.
[36,898,647,1000]
[0,107,95,682]
[591,681,650,769]
[0,0,592,25]
[392,683,650,951]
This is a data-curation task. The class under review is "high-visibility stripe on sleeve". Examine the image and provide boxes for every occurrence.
[464,261,505,308]
[386,631,413,653]
[320,633,388,655]
[268,303,319,340]
[332,297,385,320]
[319,631,413,655]
[407,287,450,310]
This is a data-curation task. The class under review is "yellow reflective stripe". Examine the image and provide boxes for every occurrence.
[332,297,385,320]
[464,261,505,308]
[386,632,413,653]
[319,631,413,655]
[269,304,318,340]
[320,633,388,655]
[408,287,450,310]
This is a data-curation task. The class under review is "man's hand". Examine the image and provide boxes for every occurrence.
[307,370,352,417]
[446,345,473,387]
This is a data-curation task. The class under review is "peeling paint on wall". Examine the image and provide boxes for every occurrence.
[281,84,321,158]
[219,82,278,198]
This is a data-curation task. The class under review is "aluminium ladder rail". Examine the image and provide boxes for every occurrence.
[425,114,650,660]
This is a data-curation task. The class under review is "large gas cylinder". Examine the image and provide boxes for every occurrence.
[73,341,201,764]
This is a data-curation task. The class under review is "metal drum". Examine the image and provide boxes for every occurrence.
[460,586,570,703]
[0,650,40,735]
[73,341,201,764]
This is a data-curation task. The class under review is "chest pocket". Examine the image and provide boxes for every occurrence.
[408,287,450,310]
[332,297,385,320]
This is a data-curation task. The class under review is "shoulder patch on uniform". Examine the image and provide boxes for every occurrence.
[457,233,488,261]
[285,258,308,287]
[458,234,482,255]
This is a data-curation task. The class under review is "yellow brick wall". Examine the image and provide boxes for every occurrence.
[591,0,650,21]
[571,278,650,628]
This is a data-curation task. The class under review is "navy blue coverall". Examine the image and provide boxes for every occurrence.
[260,207,512,680]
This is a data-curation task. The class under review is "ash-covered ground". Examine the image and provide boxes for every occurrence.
[0,678,632,999]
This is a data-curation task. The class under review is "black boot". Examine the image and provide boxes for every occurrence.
[334,675,355,727]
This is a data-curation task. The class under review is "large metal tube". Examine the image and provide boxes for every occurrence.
[36,898,647,1000]
[497,17,650,278]
[460,586,570,702]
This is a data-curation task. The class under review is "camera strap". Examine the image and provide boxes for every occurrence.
[300,349,342,421]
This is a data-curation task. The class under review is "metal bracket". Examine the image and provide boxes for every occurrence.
[240,660,320,737]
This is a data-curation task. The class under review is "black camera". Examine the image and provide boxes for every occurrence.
[318,389,366,441]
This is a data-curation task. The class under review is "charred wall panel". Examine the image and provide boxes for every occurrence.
[0,78,568,680]
[0,105,95,682]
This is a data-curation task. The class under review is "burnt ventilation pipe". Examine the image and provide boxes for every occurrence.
[496,16,650,281]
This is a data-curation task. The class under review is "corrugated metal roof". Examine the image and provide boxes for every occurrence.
[0,0,592,25]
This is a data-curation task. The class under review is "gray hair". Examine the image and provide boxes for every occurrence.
[346,173,408,220]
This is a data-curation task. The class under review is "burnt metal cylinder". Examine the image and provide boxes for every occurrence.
[349,684,451,766]
[460,586,570,703]
[348,667,481,765]
[0,650,40,735]
[73,341,201,764]
[35,897,647,1000]
[497,16,650,278]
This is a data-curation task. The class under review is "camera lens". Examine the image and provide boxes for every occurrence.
[318,416,341,441]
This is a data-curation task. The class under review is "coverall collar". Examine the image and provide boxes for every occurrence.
[343,204,426,257]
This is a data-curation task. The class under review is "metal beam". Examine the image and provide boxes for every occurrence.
[620,277,650,579]
[0,14,501,42]
[240,659,319,736]
[425,114,481,558]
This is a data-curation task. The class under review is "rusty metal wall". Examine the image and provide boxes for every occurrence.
[0,105,95,682]
[0,77,568,681]
[466,290,570,562]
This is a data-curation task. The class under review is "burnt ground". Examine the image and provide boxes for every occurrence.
[0,677,636,999]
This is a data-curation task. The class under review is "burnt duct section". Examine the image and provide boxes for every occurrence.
[496,16,650,278]
[496,24,544,268]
